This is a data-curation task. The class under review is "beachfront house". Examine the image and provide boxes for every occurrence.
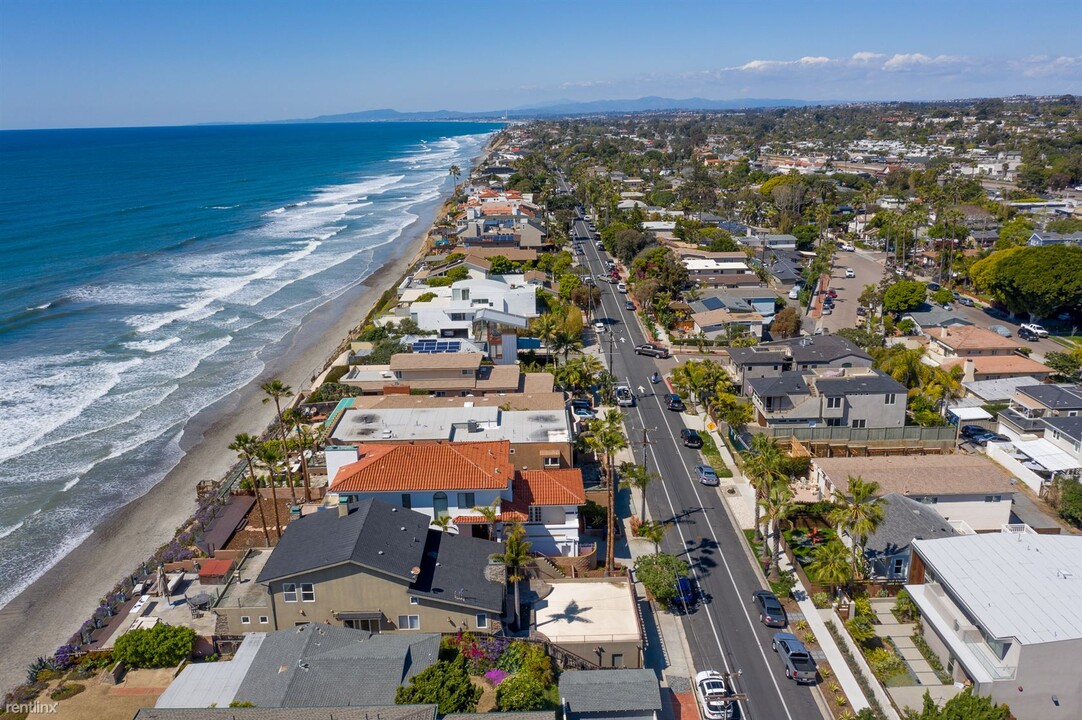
[325,440,585,556]
[748,367,907,429]
[244,498,506,635]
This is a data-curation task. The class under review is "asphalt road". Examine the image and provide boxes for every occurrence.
[578,230,823,720]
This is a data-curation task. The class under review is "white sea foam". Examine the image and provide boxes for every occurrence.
[0,355,144,465]
[0,529,93,610]
[61,477,80,492]
[123,337,182,353]
[0,522,24,540]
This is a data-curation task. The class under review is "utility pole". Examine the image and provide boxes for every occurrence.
[638,426,655,465]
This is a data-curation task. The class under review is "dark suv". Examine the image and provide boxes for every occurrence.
[667,394,686,412]
[680,428,703,448]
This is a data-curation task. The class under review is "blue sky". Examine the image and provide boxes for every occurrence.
[2,0,1080,129]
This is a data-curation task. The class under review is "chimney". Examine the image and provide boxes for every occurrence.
[338,495,350,518]
[963,358,976,383]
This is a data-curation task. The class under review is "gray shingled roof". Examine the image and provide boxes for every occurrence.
[864,493,959,560]
[780,335,872,364]
[447,713,556,720]
[407,529,506,613]
[135,707,437,720]
[814,370,906,396]
[726,346,788,366]
[902,303,973,329]
[257,499,429,583]
[234,624,440,708]
[1043,415,1082,442]
[560,670,663,716]
[1019,384,1082,411]
[748,372,809,398]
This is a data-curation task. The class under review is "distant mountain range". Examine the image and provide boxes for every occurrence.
[284,96,819,123]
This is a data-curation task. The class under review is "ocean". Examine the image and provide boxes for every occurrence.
[0,121,500,608]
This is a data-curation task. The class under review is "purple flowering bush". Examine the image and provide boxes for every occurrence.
[484,668,509,686]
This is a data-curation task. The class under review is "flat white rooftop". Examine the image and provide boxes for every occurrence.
[335,406,569,444]
[534,579,640,643]
[913,533,1082,645]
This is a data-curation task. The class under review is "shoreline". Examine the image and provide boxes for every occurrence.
[0,133,499,692]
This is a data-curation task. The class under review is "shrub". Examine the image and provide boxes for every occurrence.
[496,671,547,711]
[112,624,196,669]
[853,596,874,622]
[25,657,59,685]
[893,588,917,622]
[496,640,527,674]
[49,683,85,702]
[812,591,832,609]
[395,656,480,714]
[845,616,876,646]
[484,669,509,686]
[866,647,906,681]
[633,553,689,608]
[521,644,555,688]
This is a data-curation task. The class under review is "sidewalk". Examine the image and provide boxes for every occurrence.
[624,515,696,696]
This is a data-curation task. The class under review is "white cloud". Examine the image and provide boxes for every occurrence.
[882,53,967,71]
[850,51,885,62]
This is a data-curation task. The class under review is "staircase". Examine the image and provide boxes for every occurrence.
[532,555,566,580]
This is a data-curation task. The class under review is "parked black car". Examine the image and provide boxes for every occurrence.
[680,428,703,448]
[752,590,787,627]
[667,394,686,412]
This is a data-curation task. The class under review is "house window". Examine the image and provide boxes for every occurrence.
[826,397,842,409]
[397,615,420,630]
[433,492,449,518]
[892,558,905,576]
[300,583,315,602]
[476,613,488,629]
[462,369,473,375]
[259,616,269,625]
[528,506,543,523]
[240,616,251,625]
[410,596,420,605]
[283,583,298,602]
[885,393,897,405]
[401,493,411,510]
[457,492,476,508]
[985,495,1002,503]
[611,654,624,668]
[826,418,844,427]
[919,496,939,505]
[543,456,561,468]
[852,419,867,428]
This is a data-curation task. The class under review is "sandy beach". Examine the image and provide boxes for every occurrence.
[0,136,493,692]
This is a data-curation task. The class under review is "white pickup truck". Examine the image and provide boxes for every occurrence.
[615,384,636,407]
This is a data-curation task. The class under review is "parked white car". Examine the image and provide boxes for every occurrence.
[1020,323,1049,338]
[845,267,856,278]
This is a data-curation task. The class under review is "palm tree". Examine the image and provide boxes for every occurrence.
[638,520,667,555]
[262,379,297,504]
[493,523,532,630]
[550,329,583,367]
[282,409,317,503]
[254,441,285,539]
[619,462,655,520]
[448,164,461,187]
[829,476,887,579]
[472,501,502,542]
[807,539,852,600]
[877,347,928,390]
[532,313,559,364]
[760,482,795,581]
[431,515,454,532]
[230,433,270,545]
[743,434,784,543]
[585,410,629,572]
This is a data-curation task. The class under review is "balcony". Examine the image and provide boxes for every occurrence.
[998,408,1046,435]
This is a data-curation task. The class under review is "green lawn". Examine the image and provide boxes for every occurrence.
[698,433,734,477]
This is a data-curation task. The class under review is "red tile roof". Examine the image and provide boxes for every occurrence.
[330,441,514,493]
[512,469,586,508]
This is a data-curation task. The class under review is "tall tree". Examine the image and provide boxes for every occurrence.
[230,433,271,545]
[261,379,297,504]
[472,500,502,542]
[254,441,285,539]
[586,410,629,571]
[760,481,795,581]
[448,164,461,187]
[807,539,852,599]
[743,434,784,543]
[493,523,532,630]
[638,520,668,555]
[619,462,656,520]
[829,476,887,578]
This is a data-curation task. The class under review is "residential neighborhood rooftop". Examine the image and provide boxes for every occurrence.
[911,533,1082,645]
[815,454,1015,497]
[330,441,514,492]
[535,578,640,645]
[864,493,960,563]
[559,669,663,716]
